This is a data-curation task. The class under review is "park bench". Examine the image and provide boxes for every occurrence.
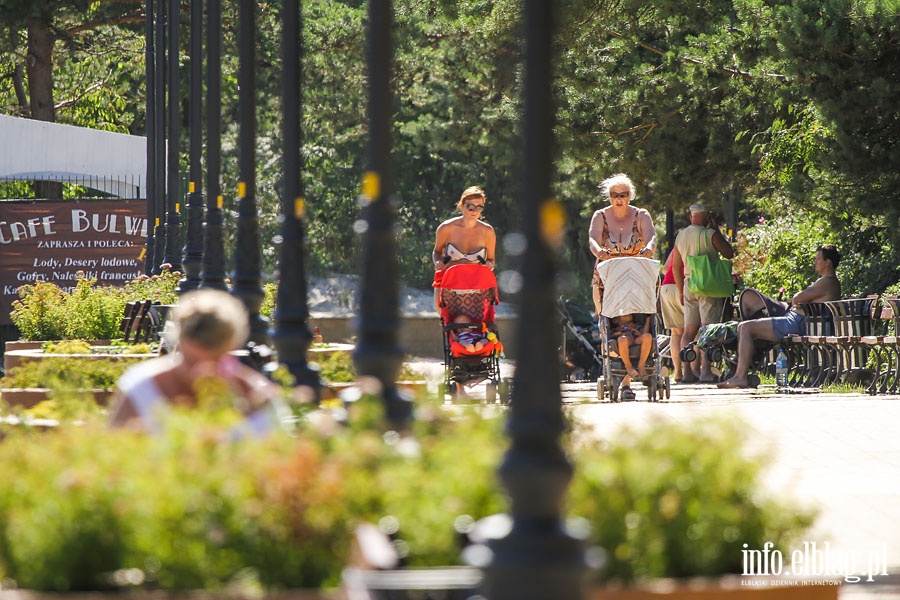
[781,301,834,389]
[822,296,879,388]
[119,300,167,343]
[860,296,900,395]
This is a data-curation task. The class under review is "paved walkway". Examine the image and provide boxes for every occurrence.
[410,357,900,598]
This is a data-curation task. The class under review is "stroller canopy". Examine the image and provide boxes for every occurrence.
[596,256,660,318]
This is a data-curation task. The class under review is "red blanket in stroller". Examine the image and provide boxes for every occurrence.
[438,264,503,357]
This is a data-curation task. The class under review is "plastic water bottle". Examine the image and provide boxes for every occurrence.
[775,348,789,390]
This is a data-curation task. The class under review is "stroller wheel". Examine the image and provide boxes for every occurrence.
[748,373,761,389]
[680,346,698,363]
[484,382,498,404]
[707,347,724,364]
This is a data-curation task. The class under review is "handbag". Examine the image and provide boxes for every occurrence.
[686,230,733,298]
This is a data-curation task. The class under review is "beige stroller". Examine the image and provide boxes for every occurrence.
[596,256,670,402]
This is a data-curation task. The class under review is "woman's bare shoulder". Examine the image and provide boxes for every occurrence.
[437,216,464,230]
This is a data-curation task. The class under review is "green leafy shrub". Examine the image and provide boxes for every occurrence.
[316,350,424,384]
[317,350,356,383]
[568,416,816,584]
[9,281,67,340]
[122,268,181,304]
[60,277,126,340]
[0,357,141,390]
[42,340,93,354]
[0,400,814,591]
[10,277,126,341]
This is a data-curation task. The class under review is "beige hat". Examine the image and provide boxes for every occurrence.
[689,203,709,214]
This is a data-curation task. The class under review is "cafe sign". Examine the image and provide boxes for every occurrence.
[0,199,147,325]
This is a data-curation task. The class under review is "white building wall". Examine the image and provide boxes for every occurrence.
[0,114,148,198]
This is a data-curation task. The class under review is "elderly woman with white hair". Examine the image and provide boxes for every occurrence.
[587,173,657,314]
[108,289,284,436]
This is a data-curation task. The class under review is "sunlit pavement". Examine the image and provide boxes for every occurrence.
[409,357,900,599]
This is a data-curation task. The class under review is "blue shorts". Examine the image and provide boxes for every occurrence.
[771,310,805,338]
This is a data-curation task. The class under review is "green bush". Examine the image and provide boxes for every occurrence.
[568,416,816,583]
[9,281,67,340]
[0,356,141,390]
[10,277,126,341]
[61,277,127,340]
[0,401,814,591]
[122,268,181,304]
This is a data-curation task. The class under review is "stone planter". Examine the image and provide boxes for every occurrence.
[308,343,355,361]
[323,380,431,399]
[4,347,155,374]
[0,590,343,600]
[588,578,841,599]
[0,387,114,408]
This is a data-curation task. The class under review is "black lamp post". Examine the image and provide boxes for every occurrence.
[352,0,412,427]
[200,0,228,291]
[163,0,182,272]
[152,0,166,274]
[144,0,156,274]
[482,0,587,597]
[178,0,204,293]
[232,0,269,346]
[271,0,321,392]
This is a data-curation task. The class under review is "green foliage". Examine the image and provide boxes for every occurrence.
[260,282,277,318]
[568,416,816,583]
[9,281,67,340]
[3,1,900,299]
[733,208,897,297]
[316,350,356,383]
[61,277,127,340]
[0,420,355,591]
[0,397,814,590]
[0,356,140,390]
[122,269,182,304]
[10,277,126,341]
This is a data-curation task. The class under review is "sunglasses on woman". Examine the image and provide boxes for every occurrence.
[464,203,485,212]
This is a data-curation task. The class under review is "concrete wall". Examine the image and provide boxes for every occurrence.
[309,315,518,360]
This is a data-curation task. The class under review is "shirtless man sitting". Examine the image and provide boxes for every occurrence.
[717,244,842,389]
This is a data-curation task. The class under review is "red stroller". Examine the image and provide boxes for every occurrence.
[438,264,508,403]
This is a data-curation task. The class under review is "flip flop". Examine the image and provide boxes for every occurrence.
[620,385,636,401]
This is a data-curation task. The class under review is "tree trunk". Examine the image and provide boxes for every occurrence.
[26,16,62,199]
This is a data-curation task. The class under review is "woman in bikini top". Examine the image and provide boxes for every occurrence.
[444,242,488,264]
[431,186,497,312]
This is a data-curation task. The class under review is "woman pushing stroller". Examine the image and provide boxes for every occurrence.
[588,173,657,314]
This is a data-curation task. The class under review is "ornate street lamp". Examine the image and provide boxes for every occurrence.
[162,0,182,272]
[200,0,228,291]
[144,0,157,275]
[352,0,412,427]
[482,1,587,597]
[178,0,204,293]
[151,0,166,274]
[232,0,269,346]
[272,0,321,392]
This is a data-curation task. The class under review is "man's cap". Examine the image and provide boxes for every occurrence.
[689,203,709,214]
